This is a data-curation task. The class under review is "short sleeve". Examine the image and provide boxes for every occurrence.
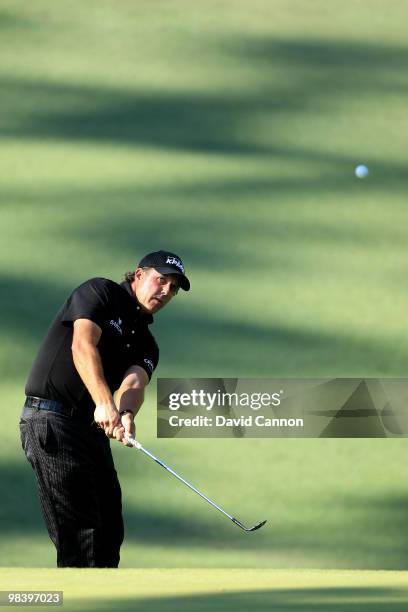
[131,334,159,381]
[61,278,113,328]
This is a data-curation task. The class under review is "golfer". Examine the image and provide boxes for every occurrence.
[20,250,190,567]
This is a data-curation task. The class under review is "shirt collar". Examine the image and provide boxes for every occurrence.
[120,280,154,324]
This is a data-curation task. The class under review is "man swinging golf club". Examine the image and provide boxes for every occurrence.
[20,250,190,568]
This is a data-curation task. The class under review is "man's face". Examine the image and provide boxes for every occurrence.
[132,267,180,314]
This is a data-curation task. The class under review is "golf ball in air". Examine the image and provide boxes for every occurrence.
[355,164,369,178]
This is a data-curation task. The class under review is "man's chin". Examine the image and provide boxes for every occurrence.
[144,299,163,313]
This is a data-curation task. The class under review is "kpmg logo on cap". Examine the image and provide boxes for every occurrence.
[166,256,184,273]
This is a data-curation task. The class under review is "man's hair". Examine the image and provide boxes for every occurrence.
[124,270,135,283]
[124,267,151,283]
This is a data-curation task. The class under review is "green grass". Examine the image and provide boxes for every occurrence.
[1,0,408,575]
[1,569,408,611]
[4,383,408,570]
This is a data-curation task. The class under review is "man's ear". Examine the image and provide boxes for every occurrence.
[134,268,144,282]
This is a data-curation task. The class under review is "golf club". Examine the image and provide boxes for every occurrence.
[125,436,267,532]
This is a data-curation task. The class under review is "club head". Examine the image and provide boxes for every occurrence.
[232,517,267,532]
[248,519,267,532]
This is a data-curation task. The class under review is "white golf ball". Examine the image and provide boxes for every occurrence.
[355,164,369,178]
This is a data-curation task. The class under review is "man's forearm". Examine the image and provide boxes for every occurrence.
[116,387,145,417]
[72,342,114,408]
[115,366,148,418]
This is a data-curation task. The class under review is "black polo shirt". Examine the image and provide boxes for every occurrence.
[25,278,159,421]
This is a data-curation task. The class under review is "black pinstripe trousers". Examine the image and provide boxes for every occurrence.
[20,407,124,567]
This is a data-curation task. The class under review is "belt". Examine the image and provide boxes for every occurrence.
[24,396,74,417]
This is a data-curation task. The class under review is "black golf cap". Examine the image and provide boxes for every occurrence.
[138,250,190,291]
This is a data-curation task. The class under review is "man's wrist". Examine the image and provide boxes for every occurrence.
[95,400,116,410]
[119,409,134,418]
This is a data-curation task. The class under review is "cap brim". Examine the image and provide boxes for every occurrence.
[155,267,190,291]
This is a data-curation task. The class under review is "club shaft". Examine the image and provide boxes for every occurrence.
[130,439,235,522]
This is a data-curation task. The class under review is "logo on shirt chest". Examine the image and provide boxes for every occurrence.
[109,317,123,336]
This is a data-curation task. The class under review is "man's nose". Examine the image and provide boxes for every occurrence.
[161,283,172,297]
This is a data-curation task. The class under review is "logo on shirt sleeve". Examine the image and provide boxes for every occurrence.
[144,358,154,373]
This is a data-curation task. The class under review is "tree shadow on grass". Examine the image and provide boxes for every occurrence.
[0,456,261,550]
[4,450,408,569]
[0,9,37,31]
[0,272,405,384]
[1,36,407,160]
[3,175,406,247]
[71,586,408,612]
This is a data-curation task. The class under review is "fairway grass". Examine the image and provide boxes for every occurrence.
[2,0,408,577]
[1,568,408,611]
